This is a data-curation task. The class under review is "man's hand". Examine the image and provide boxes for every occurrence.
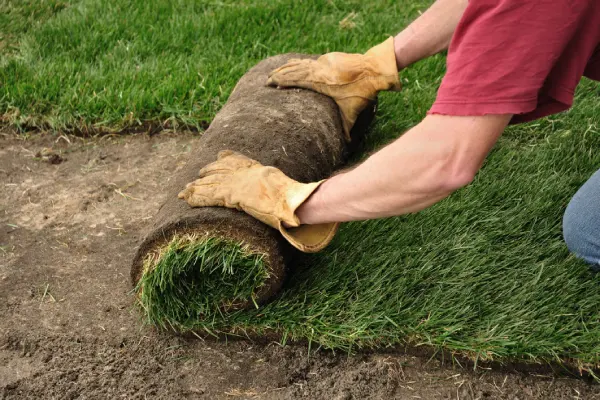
[178,150,339,253]
[267,37,401,141]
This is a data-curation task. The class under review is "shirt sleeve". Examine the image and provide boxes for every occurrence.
[428,0,594,123]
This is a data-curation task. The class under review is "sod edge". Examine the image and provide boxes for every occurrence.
[136,233,273,329]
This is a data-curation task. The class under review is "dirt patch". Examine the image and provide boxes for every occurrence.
[0,119,210,138]
[1,132,599,399]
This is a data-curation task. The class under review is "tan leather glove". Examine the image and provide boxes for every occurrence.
[267,37,401,141]
[178,150,338,253]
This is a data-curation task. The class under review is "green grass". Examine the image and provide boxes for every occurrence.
[137,234,270,329]
[0,0,72,53]
[0,0,425,131]
[3,0,600,370]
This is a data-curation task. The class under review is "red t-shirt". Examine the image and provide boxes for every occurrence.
[429,0,600,124]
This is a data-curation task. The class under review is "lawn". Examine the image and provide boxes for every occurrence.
[3,0,600,371]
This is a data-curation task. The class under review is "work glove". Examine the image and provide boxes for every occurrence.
[267,36,401,141]
[178,150,338,253]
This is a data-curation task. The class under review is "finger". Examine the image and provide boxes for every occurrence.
[180,182,226,208]
[268,76,313,90]
[178,185,195,201]
[179,175,224,199]
[268,66,313,89]
[189,174,225,187]
[198,163,233,178]
[217,149,238,159]
[268,63,310,80]
[199,155,258,178]
[267,61,313,84]
[187,192,225,208]
[195,151,240,176]
[188,187,228,207]
[268,59,307,78]
[336,97,370,142]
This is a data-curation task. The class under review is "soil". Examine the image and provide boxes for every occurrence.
[1,131,599,399]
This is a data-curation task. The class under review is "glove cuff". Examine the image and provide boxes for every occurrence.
[365,36,402,92]
[279,221,340,253]
[279,180,339,253]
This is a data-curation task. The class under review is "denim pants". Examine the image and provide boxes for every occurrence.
[563,168,600,270]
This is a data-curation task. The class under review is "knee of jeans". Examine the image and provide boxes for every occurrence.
[563,200,600,269]
[563,204,581,254]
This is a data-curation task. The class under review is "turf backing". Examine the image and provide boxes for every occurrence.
[3,0,600,370]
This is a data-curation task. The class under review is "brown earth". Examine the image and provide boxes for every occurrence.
[1,131,599,400]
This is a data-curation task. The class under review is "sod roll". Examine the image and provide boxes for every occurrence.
[131,54,374,329]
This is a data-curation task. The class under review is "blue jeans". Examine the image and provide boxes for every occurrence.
[563,169,600,270]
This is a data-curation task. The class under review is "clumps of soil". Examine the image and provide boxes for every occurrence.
[35,147,65,164]
[0,332,190,399]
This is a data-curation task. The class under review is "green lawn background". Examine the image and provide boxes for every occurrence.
[2,0,600,370]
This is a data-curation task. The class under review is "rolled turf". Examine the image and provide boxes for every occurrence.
[131,54,374,331]
[136,234,270,328]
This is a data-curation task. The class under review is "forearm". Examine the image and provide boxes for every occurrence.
[297,114,511,224]
[394,0,468,70]
[298,127,462,223]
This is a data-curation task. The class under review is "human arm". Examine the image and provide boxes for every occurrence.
[178,114,511,251]
[296,114,512,224]
[394,0,468,69]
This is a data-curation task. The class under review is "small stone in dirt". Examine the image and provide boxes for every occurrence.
[333,391,351,400]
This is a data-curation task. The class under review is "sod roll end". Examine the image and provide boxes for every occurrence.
[131,54,375,330]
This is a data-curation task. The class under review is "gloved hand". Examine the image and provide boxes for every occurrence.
[178,150,338,253]
[267,37,401,141]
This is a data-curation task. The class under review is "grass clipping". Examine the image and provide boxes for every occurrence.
[136,234,270,330]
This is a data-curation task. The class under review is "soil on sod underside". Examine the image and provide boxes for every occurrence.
[1,131,599,399]
[131,54,358,324]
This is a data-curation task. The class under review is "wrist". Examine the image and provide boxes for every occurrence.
[393,32,413,71]
[295,180,332,225]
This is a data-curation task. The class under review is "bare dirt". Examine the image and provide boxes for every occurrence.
[1,131,599,399]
